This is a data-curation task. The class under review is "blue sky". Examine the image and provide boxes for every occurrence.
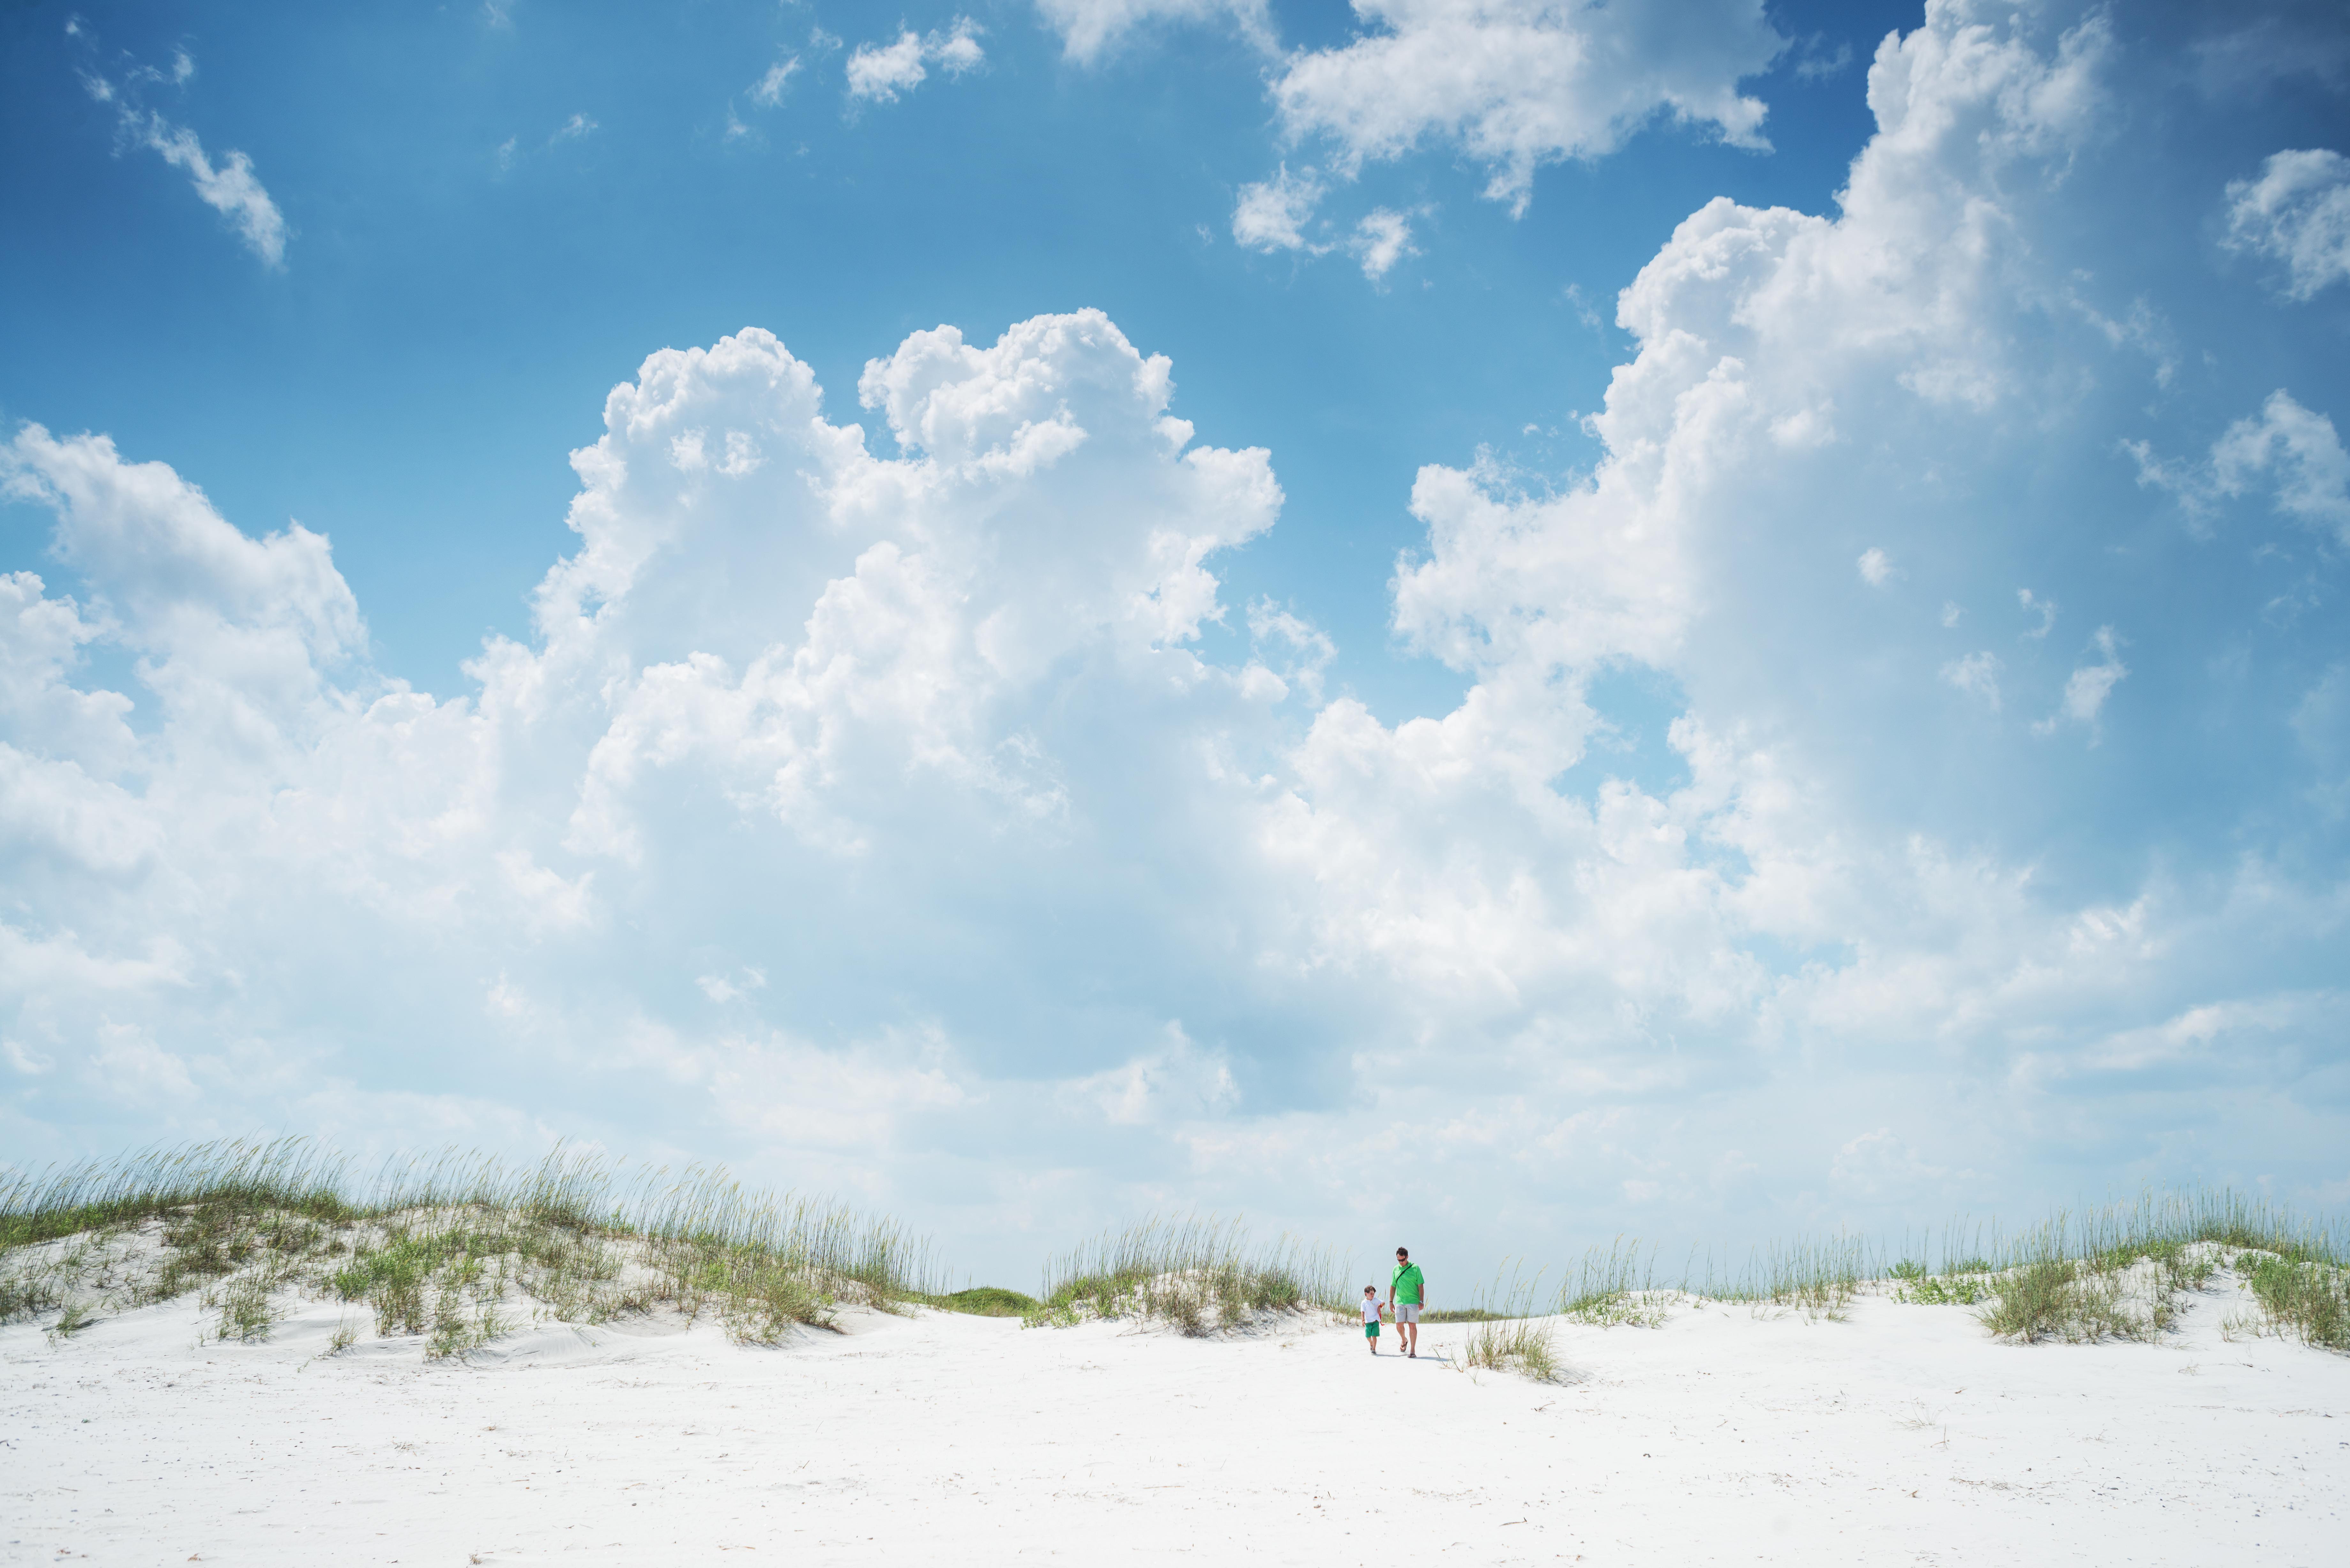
[3,0,2347,1285]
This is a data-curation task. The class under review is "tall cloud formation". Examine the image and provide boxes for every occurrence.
[6,0,2349,1271]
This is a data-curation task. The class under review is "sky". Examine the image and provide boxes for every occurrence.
[2,0,2348,1290]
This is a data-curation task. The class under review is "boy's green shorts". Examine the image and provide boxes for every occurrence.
[1364,1322,1380,1338]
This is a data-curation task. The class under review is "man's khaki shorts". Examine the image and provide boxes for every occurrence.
[1395,1303,1421,1323]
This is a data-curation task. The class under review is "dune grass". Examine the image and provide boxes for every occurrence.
[1027,1216,1346,1335]
[0,1139,940,1357]
[1559,1238,1678,1327]
[11,1147,2345,1370]
[1475,1187,2348,1376]
[925,1286,1042,1317]
[1536,1233,1862,1331]
[1574,1189,2345,1346]
[2232,1252,2349,1351]
[1705,1235,1869,1321]
[1454,1265,1560,1381]
[1894,1191,2338,1346]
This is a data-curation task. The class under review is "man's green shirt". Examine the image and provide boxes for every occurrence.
[1392,1262,1424,1305]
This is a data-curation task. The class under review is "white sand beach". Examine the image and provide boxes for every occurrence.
[6,1273,2343,1566]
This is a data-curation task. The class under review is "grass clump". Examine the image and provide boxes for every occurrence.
[213,1273,281,1344]
[1559,1239,1675,1328]
[1977,1253,2164,1344]
[2236,1254,2350,1352]
[1895,1274,1991,1307]
[1754,1237,1864,1320]
[1456,1266,1560,1382]
[1671,1235,1862,1322]
[1028,1216,1344,1336]
[1956,1193,2339,1346]
[929,1286,1041,1317]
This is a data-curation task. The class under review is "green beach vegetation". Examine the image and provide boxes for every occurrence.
[924,1286,1044,1317]
[1454,1264,1561,1381]
[6,1143,2343,1371]
[0,1138,939,1357]
[1432,1188,2350,1381]
[1024,1215,1348,1335]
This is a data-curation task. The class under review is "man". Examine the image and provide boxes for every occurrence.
[1387,1246,1425,1359]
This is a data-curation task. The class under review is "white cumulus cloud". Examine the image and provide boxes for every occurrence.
[1231,165,1328,253]
[1351,207,1417,280]
[847,19,985,103]
[2212,390,2350,543]
[1269,0,1787,214]
[10,0,2350,1272]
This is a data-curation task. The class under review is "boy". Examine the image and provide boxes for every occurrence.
[1361,1285,1386,1353]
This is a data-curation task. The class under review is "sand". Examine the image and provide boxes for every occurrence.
[4,1275,2344,1566]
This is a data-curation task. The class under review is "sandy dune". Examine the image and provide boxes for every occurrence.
[4,1276,2344,1566]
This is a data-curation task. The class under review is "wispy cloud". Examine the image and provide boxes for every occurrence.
[2129,389,2350,545]
[1792,34,1853,80]
[77,48,287,268]
[133,115,286,267]
[2017,587,2057,639]
[2223,148,2350,302]
[1035,0,1274,63]
[1940,651,2002,712]
[750,55,801,108]
[494,113,603,175]
[2034,628,2127,738]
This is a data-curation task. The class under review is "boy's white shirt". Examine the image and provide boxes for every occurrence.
[1362,1299,1383,1323]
